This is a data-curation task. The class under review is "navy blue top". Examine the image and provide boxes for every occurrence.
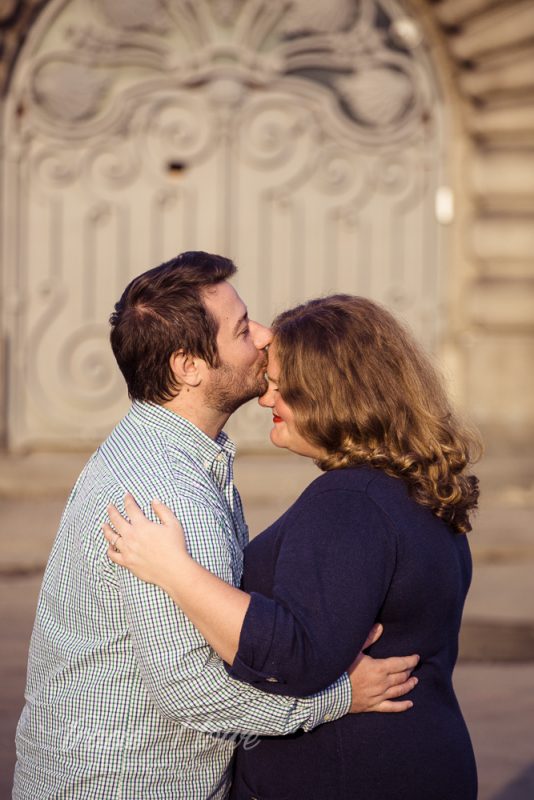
[228,466,477,800]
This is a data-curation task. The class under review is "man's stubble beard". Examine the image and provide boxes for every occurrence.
[205,360,268,415]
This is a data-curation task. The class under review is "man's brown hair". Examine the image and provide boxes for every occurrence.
[272,295,481,534]
[110,251,236,403]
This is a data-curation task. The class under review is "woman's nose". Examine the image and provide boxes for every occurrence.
[258,387,274,408]
[249,320,272,351]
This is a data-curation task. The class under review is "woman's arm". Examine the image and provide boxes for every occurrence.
[105,495,249,665]
[104,493,419,710]
[228,487,398,696]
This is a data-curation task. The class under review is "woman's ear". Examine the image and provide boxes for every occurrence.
[169,351,204,388]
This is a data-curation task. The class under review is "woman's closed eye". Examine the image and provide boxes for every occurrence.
[265,373,279,390]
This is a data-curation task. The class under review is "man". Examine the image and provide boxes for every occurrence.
[14,252,418,799]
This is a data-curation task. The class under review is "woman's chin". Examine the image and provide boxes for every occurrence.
[269,427,286,449]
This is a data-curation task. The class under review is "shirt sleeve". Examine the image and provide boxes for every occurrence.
[111,494,352,736]
[227,488,397,697]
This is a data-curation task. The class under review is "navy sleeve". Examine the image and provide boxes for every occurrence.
[227,488,397,696]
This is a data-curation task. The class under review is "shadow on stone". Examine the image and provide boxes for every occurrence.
[460,619,534,662]
[492,762,534,800]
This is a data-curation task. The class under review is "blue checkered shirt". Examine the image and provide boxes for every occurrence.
[14,402,351,799]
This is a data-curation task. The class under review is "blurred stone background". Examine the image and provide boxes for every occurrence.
[1,0,533,798]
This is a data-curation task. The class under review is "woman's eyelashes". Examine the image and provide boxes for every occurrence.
[264,374,279,391]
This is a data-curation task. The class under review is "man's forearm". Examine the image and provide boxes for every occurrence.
[121,570,351,737]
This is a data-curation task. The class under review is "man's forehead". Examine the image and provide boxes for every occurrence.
[202,281,246,323]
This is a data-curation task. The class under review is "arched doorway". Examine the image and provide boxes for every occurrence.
[2,0,447,450]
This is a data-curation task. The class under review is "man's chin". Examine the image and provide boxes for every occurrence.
[228,384,266,413]
[208,384,265,416]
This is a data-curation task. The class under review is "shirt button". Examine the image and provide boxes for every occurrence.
[216,452,225,462]
[324,713,333,722]
[266,676,278,683]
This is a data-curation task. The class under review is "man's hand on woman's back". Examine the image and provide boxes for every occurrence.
[348,624,419,713]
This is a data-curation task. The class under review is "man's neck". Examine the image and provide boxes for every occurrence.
[162,392,229,440]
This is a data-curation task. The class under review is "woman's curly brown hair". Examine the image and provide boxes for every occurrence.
[272,295,482,534]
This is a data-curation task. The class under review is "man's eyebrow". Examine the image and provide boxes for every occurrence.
[233,311,249,336]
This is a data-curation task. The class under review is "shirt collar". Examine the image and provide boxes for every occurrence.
[129,401,236,471]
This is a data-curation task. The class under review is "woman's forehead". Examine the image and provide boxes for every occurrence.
[267,344,280,377]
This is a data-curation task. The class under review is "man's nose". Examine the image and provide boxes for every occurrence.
[250,320,272,350]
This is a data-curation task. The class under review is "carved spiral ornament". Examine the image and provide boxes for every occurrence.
[84,138,141,192]
[314,145,367,197]
[239,101,306,168]
[376,153,418,198]
[57,325,122,407]
[32,146,80,189]
[145,94,217,168]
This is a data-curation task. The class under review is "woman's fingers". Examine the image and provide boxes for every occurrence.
[102,522,123,550]
[102,523,126,566]
[102,522,115,543]
[106,544,124,566]
[107,504,131,536]
[150,498,178,527]
[124,493,145,522]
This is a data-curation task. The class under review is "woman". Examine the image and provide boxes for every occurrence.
[104,295,480,799]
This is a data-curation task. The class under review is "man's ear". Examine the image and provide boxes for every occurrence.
[169,350,204,388]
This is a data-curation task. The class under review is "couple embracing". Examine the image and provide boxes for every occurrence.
[14,251,479,799]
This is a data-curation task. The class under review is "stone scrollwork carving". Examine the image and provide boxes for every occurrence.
[335,64,414,128]
[32,145,80,188]
[282,0,359,35]
[3,0,443,449]
[144,92,217,170]
[10,0,433,146]
[84,137,141,194]
[313,144,368,200]
[57,324,122,406]
[32,59,110,123]
[376,153,417,196]
[239,99,307,168]
[95,0,172,32]
[210,0,243,26]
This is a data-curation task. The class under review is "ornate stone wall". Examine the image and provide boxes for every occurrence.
[0,0,533,455]
[0,1,48,447]
[431,0,534,453]
[1,0,446,451]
